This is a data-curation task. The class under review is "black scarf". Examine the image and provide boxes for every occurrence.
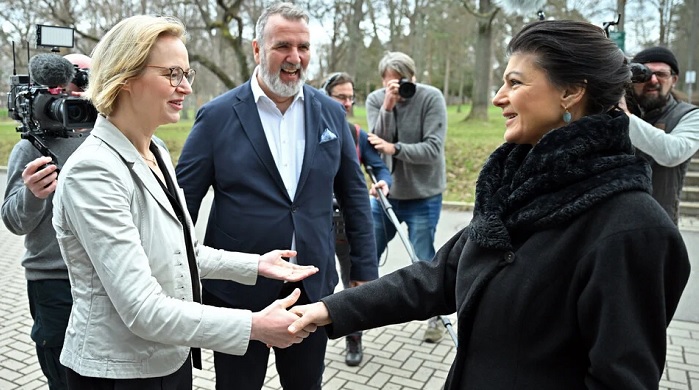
[468,110,652,251]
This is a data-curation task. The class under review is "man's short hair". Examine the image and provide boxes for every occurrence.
[321,72,353,94]
[378,51,416,79]
[255,2,309,48]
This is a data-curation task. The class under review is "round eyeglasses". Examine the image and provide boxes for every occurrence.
[146,65,196,87]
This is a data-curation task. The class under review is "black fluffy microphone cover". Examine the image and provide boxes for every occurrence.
[29,53,75,87]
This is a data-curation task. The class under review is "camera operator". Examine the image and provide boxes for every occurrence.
[62,54,91,97]
[365,51,448,343]
[1,52,91,390]
[621,46,699,224]
[321,72,391,366]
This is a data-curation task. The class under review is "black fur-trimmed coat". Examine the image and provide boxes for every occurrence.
[322,110,691,389]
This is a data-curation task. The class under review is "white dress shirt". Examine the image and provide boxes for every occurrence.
[251,66,305,262]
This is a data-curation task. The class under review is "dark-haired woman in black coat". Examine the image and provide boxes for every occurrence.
[288,19,691,389]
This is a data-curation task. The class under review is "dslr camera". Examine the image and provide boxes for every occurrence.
[398,78,416,99]
[629,62,654,84]
[624,62,655,116]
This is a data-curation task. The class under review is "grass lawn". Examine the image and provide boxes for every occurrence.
[0,105,506,203]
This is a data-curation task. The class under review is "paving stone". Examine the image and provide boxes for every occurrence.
[387,374,425,389]
[356,361,381,378]
[661,379,691,390]
[378,363,419,379]
[411,365,436,382]
[668,367,691,384]
[335,369,369,384]
[668,361,699,374]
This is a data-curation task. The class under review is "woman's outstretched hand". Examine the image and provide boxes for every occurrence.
[288,302,332,334]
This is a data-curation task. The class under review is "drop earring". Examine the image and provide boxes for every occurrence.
[563,106,572,124]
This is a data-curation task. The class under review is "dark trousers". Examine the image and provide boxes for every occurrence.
[335,219,363,340]
[334,217,352,289]
[27,279,72,390]
[65,356,192,389]
[204,283,327,390]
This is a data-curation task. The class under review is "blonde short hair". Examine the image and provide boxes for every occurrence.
[87,15,187,116]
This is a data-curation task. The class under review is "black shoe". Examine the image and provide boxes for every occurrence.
[345,334,363,366]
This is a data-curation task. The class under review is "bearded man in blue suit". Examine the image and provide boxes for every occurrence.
[175,3,377,389]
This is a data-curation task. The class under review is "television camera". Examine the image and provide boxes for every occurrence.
[6,25,97,170]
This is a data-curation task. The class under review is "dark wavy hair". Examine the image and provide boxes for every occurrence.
[507,20,629,115]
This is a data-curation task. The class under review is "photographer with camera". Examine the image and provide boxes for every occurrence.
[1,52,91,390]
[621,46,699,225]
[365,51,448,343]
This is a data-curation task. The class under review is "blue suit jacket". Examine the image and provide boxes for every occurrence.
[176,83,377,310]
[355,126,392,187]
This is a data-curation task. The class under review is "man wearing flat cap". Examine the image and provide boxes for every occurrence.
[623,46,699,224]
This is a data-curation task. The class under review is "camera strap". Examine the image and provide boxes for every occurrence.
[392,108,399,143]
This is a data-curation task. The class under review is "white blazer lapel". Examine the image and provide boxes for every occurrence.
[90,116,179,222]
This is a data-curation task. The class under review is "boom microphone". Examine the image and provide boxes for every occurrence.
[29,53,75,87]
[496,0,546,16]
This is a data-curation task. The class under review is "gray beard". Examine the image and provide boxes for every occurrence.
[259,56,305,98]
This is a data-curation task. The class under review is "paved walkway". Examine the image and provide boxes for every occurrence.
[0,206,698,388]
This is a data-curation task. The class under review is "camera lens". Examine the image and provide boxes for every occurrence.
[630,63,653,84]
[49,97,97,129]
[66,103,85,121]
[398,78,416,99]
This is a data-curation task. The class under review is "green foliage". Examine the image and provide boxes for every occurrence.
[0,105,506,203]
[0,116,20,166]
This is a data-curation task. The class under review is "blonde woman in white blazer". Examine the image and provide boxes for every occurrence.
[52,15,318,389]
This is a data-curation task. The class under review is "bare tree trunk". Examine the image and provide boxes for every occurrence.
[687,0,699,103]
[462,0,498,121]
[617,0,626,31]
[387,0,400,50]
[444,52,451,101]
[346,0,365,78]
[658,2,667,45]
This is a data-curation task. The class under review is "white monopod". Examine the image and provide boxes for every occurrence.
[366,166,458,347]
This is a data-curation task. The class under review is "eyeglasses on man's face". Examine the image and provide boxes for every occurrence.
[651,70,673,81]
[331,94,355,104]
[146,65,196,87]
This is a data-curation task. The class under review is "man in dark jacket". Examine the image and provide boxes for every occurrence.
[175,3,377,389]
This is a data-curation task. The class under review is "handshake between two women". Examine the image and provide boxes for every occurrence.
[253,251,334,350]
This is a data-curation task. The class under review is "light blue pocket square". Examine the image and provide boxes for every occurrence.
[319,128,337,144]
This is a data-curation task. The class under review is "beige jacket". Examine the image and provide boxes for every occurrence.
[53,115,259,378]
